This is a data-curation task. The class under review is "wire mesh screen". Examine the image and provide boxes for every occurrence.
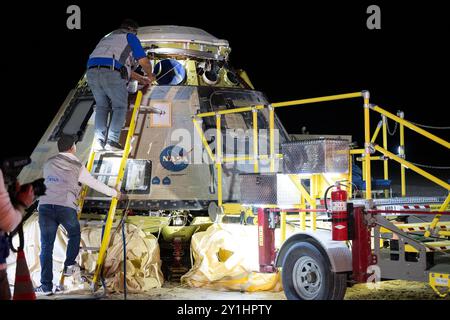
[239,174,277,205]
[282,139,349,174]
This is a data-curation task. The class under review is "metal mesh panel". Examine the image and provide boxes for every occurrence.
[239,174,277,205]
[282,139,349,174]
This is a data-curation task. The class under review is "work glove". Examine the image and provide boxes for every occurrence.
[146,73,157,85]
[119,193,128,201]
[137,75,151,86]
[114,188,127,201]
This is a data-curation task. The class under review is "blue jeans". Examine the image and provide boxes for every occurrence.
[38,204,80,291]
[86,68,128,143]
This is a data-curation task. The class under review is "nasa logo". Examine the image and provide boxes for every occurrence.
[47,175,60,183]
[160,145,189,172]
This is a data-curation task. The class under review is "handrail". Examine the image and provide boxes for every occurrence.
[371,105,450,149]
[196,105,265,118]
[272,92,363,108]
[374,145,450,191]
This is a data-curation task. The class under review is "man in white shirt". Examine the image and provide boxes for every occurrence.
[35,134,120,295]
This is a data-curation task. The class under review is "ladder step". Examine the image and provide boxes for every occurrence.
[80,220,106,227]
[91,173,119,177]
[96,150,124,155]
[80,246,100,252]
[84,196,115,201]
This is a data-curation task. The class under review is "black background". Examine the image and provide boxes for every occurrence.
[0,1,449,311]
[1,1,449,171]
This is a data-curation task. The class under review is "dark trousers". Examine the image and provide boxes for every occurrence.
[38,204,80,291]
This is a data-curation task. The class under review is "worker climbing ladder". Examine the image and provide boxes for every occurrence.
[58,91,143,292]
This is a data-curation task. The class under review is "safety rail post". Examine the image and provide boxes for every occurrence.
[300,194,306,231]
[311,200,317,230]
[361,156,366,182]
[280,210,287,242]
[311,174,319,231]
[348,154,353,198]
[216,114,223,207]
[215,114,223,208]
[252,107,259,173]
[363,91,372,199]
[382,115,389,197]
[269,105,275,173]
[92,90,143,288]
[398,111,406,196]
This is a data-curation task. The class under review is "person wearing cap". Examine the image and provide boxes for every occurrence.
[35,134,121,295]
[86,19,156,151]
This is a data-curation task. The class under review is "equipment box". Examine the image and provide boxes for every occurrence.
[282,139,349,174]
[239,173,299,206]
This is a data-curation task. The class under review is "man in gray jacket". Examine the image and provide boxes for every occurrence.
[35,134,120,295]
[87,19,155,151]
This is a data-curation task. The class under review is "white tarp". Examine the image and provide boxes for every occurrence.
[181,223,284,292]
[6,214,163,293]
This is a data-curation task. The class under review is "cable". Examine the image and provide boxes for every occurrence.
[122,219,127,300]
[408,121,450,130]
[386,118,398,136]
[323,184,334,217]
[407,161,450,170]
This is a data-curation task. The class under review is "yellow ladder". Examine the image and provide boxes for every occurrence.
[58,91,143,291]
[90,90,143,290]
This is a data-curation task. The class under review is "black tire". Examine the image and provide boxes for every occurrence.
[281,240,347,300]
[330,272,347,300]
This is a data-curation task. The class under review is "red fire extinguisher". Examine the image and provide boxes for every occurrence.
[331,185,348,241]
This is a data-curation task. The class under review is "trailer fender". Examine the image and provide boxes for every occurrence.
[276,230,352,273]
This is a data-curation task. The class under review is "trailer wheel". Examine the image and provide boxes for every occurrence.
[281,240,347,300]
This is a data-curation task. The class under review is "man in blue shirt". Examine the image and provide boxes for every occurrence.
[86,19,155,151]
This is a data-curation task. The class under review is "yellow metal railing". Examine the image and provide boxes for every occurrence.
[365,104,450,237]
[193,91,365,232]
[194,90,450,237]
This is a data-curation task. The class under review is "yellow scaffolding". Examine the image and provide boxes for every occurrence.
[368,104,450,237]
[193,91,365,232]
[193,91,450,238]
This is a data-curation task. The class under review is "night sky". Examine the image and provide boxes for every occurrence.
[1,1,449,175]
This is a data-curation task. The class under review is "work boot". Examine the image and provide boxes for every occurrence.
[63,264,81,277]
[105,140,124,152]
